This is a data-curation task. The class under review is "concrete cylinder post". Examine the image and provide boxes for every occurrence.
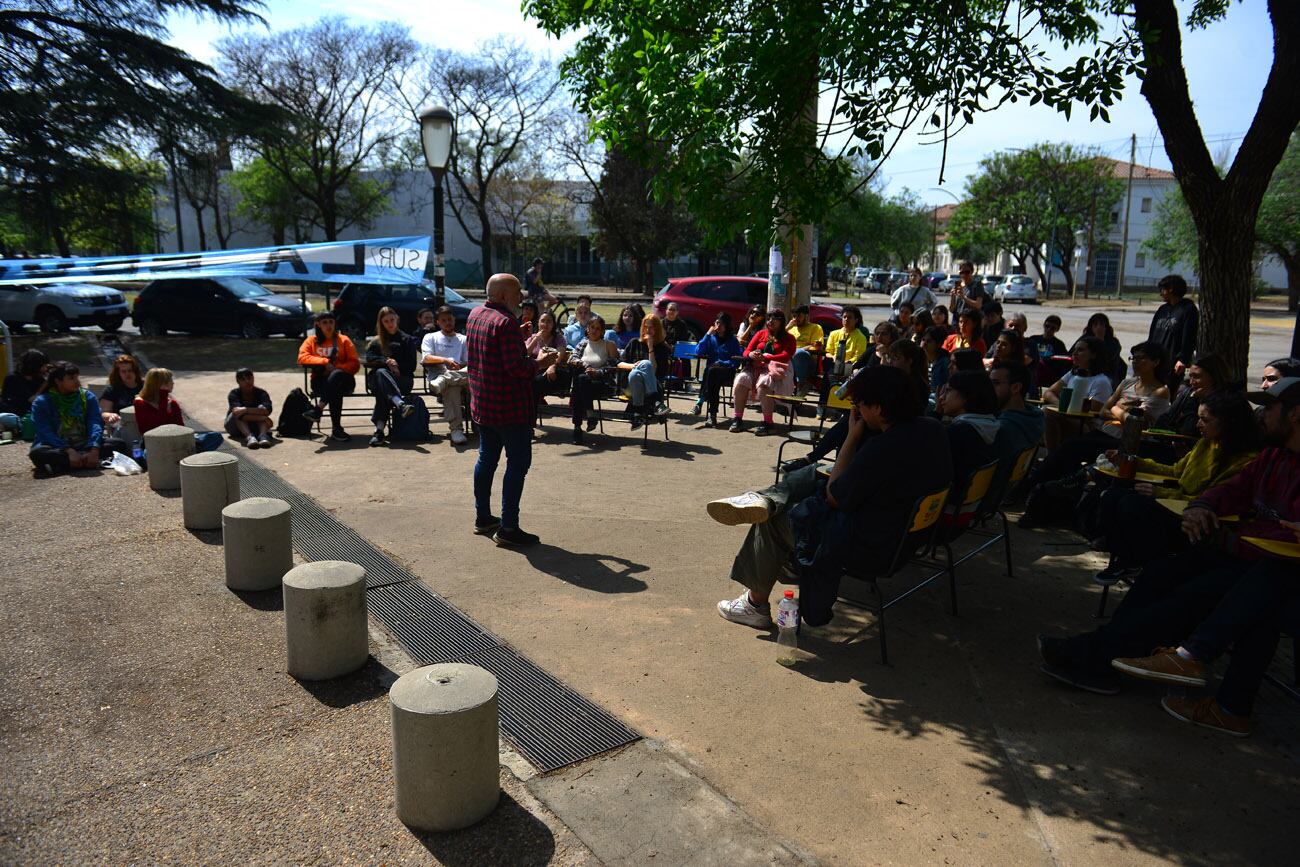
[180,452,240,530]
[390,663,500,831]
[118,406,141,444]
[143,423,195,491]
[282,561,369,681]
[221,497,292,592]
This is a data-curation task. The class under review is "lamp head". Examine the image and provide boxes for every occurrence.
[418,105,453,172]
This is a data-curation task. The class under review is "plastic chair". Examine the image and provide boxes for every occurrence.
[774,390,852,482]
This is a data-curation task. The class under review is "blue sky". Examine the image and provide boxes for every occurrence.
[166,0,1277,207]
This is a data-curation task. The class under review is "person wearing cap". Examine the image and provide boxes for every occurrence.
[298,311,361,441]
[1037,377,1300,736]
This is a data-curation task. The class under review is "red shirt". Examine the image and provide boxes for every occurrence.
[1192,446,1300,557]
[743,329,797,367]
[467,301,535,426]
[134,391,184,434]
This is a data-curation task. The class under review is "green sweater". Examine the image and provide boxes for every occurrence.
[1137,439,1257,501]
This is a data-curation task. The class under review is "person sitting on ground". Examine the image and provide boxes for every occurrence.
[518,298,539,340]
[617,312,671,429]
[563,294,595,347]
[824,305,869,371]
[225,367,274,449]
[937,369,1002,491]
[97,353,144,427]
[979,300,1005,350]
[661,302,692,345]
[984,329,1026,369]
[133,367,223,451]
[415,307,437,336]
[1090,391,1261,584]
[930,304,954,337]
[1037,377,1300,729]
[422,305,471,446]
[298,311,361,442]
[736,304,766,346]
[710,365,953,628]
[891,267,936,313]
[921,326,951,392]
[1151,352,1232,441]
[989,360,1044,492]
[28,361,104,474]
[567,315,620,444]
[889,300,915,335]
[364,306,420,447]
[1,349,50,430]
[942,308,986,356]
[730,308,796,435]
[788,304,825,392]
[1082,312,1125,384]
[1040,336,1113,447]
[612,303,644,350]
[693,312,743,426]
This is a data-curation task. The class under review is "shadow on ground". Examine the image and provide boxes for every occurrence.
[413,790,556,867]
[519,543,649,594]
[296,657,399,709]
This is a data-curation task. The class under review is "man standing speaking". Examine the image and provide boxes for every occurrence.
[467,273,558,546]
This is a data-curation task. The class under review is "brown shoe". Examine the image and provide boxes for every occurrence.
[1161,696,1249,737]
[1111,647,1207,686]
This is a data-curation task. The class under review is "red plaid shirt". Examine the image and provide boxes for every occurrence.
[467,300,536,426]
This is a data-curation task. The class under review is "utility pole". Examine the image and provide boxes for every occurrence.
[1080,182,1098,301]
[1116,133,1136,301]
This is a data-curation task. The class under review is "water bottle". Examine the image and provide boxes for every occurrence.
[1120,407,1144,457]
[834,338,846,377]
[776,590,799,649]
[131,440,143,462]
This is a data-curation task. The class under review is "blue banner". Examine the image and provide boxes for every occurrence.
[0,236,430,286]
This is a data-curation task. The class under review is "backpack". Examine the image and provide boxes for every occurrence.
[277,387,314,436]
[390,398,430,441]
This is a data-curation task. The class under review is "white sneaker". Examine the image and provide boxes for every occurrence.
[246,435,259,449]
[717,591,772,628]
[706,492,771,525]
[450,430,468,445]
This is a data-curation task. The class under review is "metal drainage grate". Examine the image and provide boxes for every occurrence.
[228,448,640,773]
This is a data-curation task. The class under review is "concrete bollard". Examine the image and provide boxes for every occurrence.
[143,423,195,491]
[118,406,141,444]
[282,561,369,681]
[222,497,292,592]
[390,663,500,832]
[180,452,240,530]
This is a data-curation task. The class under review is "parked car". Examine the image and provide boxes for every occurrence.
[940,273,986,291]
[132,277,312,338]
[992,275,1040,304]
[923,271,946,289]
[851,266,872,287]
[984,274,1005,290]
[653,276,843,338]
[330,281,478,342]
[0,281,128,333]
[867,270,893,293]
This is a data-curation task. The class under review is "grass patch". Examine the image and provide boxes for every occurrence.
[124,336,304,373]
[10,333,104,371]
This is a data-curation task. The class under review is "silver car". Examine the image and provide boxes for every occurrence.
[993,275,1040,304]
[0,281,129,332]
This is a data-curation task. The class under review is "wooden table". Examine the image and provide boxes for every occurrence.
[1143,428,1195,442]
[1156,498,1239,521]
[1243,536,1300,559]
[1094,465,1178,485]
[1042,404,1097,419]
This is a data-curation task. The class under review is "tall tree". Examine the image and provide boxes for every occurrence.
[220,17,413,241]
[393,39,560,280]
[227,156,314,246]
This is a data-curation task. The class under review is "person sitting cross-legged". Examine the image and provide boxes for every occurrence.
[616,312,671,430]
[28,361,106,474]
[225,367,274,448]
[422,305,471,446]
[364,306,421,447]
[730,308,796,435]
[528,310,571,419]
[709,365,953,629]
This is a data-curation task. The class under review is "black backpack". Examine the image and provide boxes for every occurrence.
[277,387,314,436]
[390,398,430,441]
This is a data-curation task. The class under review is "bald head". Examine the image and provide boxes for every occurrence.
[487,273,522,304]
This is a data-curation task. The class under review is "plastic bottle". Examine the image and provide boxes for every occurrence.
[775,590,799,649]
[131,440,143,462]
[833,338,847,377]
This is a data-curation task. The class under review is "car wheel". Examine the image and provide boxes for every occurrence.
[36,307,68,334]
[136,316,166,337]
[241,317,269,340]
[338,316,366,344]
[100,317,124,333]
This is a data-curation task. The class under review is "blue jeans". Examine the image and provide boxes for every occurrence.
[792,349,817,384]
[627,359,658,408]
[474,423,533,529]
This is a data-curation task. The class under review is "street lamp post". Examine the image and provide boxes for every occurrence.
[927,187,960,272]
[418,105,454,306]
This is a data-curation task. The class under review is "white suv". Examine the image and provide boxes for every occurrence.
[992,275,1040,304]
[0,281,129,332]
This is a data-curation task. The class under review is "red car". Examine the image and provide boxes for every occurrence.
[653,276,843,339]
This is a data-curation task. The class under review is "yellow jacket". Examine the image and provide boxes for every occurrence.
[1136,439,1258,501]
[789,321,824,349]
[826,328,869,364]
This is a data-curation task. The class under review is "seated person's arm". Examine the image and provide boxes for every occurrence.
[826,411,869,509]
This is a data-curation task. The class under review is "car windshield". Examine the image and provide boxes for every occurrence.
[218,278,274,299]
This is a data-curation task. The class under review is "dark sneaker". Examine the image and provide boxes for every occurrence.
[629,417,644,432]
[368,432,386,447]
[330,428,351,442]
[474,515,501,536]
[572,427,584,444]
[399,402,416,419]
[1112,647,1207,687]
[1161,696,1249,737]
[728,419,744,433]
[303,405,323,423]
[781,457,812,473]
[1039,662,1122,695]
[654,402,670,417]
[585,417,599,432]
[691,402,704,416]
[494,526,540,547]
[753,422,771,436]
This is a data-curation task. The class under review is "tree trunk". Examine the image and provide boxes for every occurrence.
[1191,208,1255,378]
[1280,252,1298,311]
[193,204,208,251]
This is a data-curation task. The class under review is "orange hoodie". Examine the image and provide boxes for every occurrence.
[297,334,360,374]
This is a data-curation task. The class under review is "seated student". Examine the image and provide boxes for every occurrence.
[1090,392,1260,583]
[415,307,437,336]
[225,368,274,448]
[1037,377,1300,717]
[979,300,1005,349]
[889,300,915,335]
[908,308,934,344]
[865,321,900,368]
[824,305,869,370]
[921,326,951,392]
[983,328,1026,369]
[563,294,596,347]
[612,303,644,350]
[929,304,955,337]
[1005,311,1028,338]
[617,312,671,429]
[708,365,953,628]
[730,308,796,435]
[518,298,539,340]
[422,305,471,446]
[736,304,766,347]
[364,306,420,447]
[1,349,50,431]
[298,311,361,442]
[567,315,620,444]
[1150,352,1231,447]
[28,361,105,473]
[1082,312,1125,384]
[97,354,144,430]
[936,370,1001,491]
[942,308,986,356]
[949,347,984,374]
[1040,337,1113,448]
[788,304,825,391]
[134,368,224,451]
[693,312,743,426]
[1025,314,1068,363]
[989,360,1045,491]
[661,302,693,346]
[527,310,570,420]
